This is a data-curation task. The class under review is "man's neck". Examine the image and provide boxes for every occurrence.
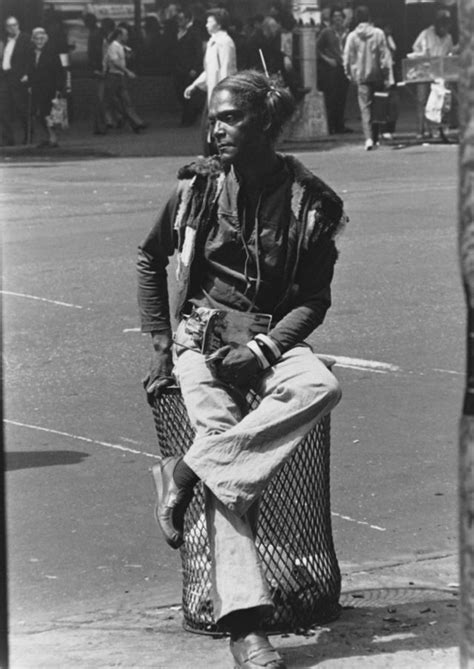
[234,150,280,188]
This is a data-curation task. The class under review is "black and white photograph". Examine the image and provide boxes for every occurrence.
[1,0,472,667]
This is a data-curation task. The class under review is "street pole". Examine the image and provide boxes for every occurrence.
[458,0,474,667]
[133,0,142,41]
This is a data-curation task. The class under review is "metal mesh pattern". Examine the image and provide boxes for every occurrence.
[151,387,341,634]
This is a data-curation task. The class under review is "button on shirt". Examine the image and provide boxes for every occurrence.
[2,36,17,71]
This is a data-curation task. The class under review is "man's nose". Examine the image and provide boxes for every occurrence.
[213,120,225,136]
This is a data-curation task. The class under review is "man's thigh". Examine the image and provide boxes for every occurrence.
[255,345,340,410]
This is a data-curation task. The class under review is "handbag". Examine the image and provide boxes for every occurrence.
[46,94,69,130]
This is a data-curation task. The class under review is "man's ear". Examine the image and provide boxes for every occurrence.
[260,110,272,134]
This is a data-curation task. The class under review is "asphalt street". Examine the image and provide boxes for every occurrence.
[2,142,463,637]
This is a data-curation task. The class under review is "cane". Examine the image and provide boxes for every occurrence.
[26,88,32,145]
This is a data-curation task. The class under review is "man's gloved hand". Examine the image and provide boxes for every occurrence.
[143,332,174,405]
[209,343,261,388]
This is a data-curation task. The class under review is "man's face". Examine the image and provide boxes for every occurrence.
[177,12,187,29]
[206,16,220,35]
[209,88,264,168]
[32,31,47,49]
[5,18,20,37]
[435,11,451,37]
[332,11,344,29]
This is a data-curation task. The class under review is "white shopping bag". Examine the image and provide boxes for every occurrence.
[425,79,452,124]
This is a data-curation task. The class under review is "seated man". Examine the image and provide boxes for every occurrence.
[137,70,346,669]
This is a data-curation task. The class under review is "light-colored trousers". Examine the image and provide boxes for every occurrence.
[173,320,342,623]
[357,82,382,142]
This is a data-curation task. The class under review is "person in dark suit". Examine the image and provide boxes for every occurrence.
[174,8,204,126]
[0,16,32,145]
[28,27,66,147]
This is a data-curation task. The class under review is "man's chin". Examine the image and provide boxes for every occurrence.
[217,146,237,165]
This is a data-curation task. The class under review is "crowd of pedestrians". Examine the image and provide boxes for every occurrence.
[0,13,69,147]
[0,2,459,151]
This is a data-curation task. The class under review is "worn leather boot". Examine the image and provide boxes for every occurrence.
[151,456,194,549]
[230,631,286,669]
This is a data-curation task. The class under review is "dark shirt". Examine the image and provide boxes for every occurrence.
[190,161,292,314]
[87,27,104,72]
[175,23,202,76]
[1,32,31,79]
[137,155,342,353]
[317,26,347,66]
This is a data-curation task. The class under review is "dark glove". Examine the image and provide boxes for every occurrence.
[207,343,261,388]
[143,349,174,406]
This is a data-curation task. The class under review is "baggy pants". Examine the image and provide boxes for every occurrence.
[173,320,342,623]
[357,81,384,142]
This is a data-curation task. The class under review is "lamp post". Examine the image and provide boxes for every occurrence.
[458,0,474,666]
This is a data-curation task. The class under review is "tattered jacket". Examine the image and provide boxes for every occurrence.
[137,154,347,353]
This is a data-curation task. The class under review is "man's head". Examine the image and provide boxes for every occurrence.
[354,5,370,25]
[32,27,48,50]
[177,8,193,30]
[206,8,230,35]
[262,17,280,40]
[331,7,345,29]
[434,8,451,37]
[84,13,97,31]
[110,26,128,43]
[209,70,295,168]
[321,7,331,24]
[5,16,20,38]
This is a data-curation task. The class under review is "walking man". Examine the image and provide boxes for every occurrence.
[104,27,146,134]
[317,7,350,134]
[137,70,346,669]
[343,5,391,150]
[174,8,204,126]
[0,16,31,146]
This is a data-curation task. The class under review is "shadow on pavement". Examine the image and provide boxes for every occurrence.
[282,588,458,667]
[5,450,90,471]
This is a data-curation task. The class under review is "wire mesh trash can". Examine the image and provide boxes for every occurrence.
[151,376,341,635]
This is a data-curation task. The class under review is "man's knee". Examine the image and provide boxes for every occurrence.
[324,373,342,408]
[304,365,342,411]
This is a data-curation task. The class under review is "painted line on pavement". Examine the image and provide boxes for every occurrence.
[4,419,160,460]
[6,419,387,532]
[1,290,83,310]
[331,511,386,532]
[331,356,401,374]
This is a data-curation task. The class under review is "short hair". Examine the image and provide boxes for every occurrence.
[206,8,230,31]
[109,26,126,42]
[355,5,370,24]
[32,27,47,38]
[212,69,296,141]
[178,7,193,21]
[101,18,115,35]
[331,6,344,20]
[84,13,97,29]
[5,16,20,27]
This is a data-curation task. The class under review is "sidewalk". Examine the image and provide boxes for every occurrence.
[10,553,459,668]
[0,87,457,162]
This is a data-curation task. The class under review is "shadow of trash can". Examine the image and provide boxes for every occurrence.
[150,357,341,635]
